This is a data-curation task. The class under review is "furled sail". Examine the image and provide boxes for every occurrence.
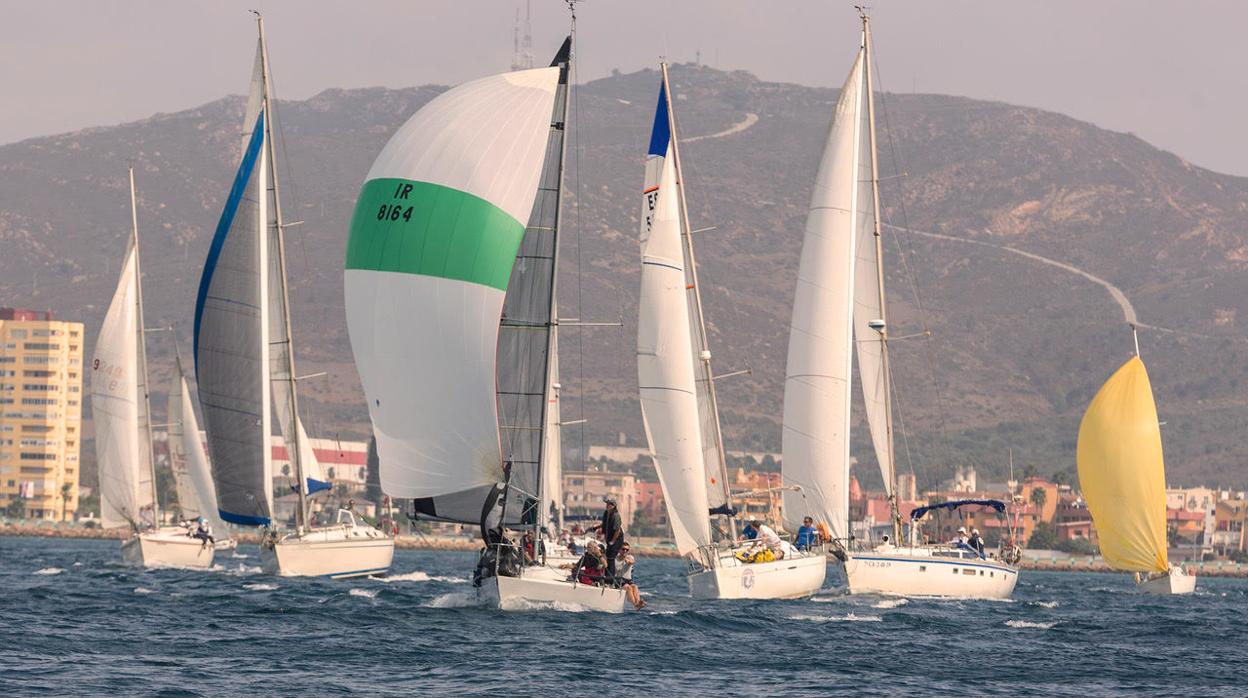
[344,67,560,524]
[168,354,228,536]
[638,82,713,556]
[92,239,148,529]
[1077,357,1169,574]
[780,49,868,538]
[194,42,274,526]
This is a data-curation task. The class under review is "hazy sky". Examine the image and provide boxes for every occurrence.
[3,1,1247,175]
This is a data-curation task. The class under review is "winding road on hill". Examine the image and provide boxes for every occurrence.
[685,112,759,143]
[888,224,1207,339]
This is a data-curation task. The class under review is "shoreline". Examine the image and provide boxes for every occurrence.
[6,525,1246,577]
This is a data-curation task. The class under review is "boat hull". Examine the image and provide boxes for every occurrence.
[260,528,394,579]
[844,549,1018,599]
[121,528,216,569]
[689,551,826,600]
[1137,567,1196,595]
[476,570,628,612]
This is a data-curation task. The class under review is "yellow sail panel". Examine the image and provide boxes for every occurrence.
[1076,357,1169,573]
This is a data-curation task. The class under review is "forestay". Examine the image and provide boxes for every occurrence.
[344,67,559,524]
[780,49,868,539]
[194,42,274,527]
[1077,357,1169,574]
[637,82,713,557]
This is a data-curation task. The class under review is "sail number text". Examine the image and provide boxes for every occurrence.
[376,182,416,223]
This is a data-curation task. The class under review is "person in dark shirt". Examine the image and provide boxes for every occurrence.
[594,497,625,578]
[968,528,986,558]
[741,520,759,541]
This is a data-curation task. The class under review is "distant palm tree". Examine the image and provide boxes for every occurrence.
[60,483,71,522]
[1030,487,1048,512]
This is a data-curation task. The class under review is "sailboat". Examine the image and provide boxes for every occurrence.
[637,65,827,600]
[94,168,216,569]
[194,14,393,579]
[167,351,235,552]
[1077,332,1195,594]
[345,28,623,611]
[781,11,1018,599]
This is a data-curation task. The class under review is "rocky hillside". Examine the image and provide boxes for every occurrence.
[2,64,1246,489]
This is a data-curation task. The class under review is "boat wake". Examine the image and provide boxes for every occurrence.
[1004,619,1057,630]
[349,588,379,599]
[133,587,155,594]
[1029,600,1059,609]
[34,567,65,576]
[379,571,467,585]
[243,583,278,591]
[789,612,883,623]
[215,563,262,576]
[871,598,909,609]
[498,598,599,613]
[424,591,487,609]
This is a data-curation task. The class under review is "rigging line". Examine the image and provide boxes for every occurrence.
[869,47,965,487]
[261,49,311,275]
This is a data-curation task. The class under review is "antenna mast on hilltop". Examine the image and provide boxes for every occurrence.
[511,0,535,70]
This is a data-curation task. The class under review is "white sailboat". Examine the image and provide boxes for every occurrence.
[194,14,392,579]
[782,11,1017,599]
[94,168,216,569]
[637,65,826,600]
[345,26,623,611]
[1077,331,1195,595]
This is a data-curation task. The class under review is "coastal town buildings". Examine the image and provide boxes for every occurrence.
[0,308,84,521]
[562,466,636,528]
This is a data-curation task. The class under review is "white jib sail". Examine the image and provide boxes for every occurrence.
[781,49,868,539]
[92,241,145,529]
[345,68,559,505]
[638,104,713,557]
[169,355,227,535]
[540,331,563,532]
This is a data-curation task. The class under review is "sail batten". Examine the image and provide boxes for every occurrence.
[1077,356,1170,574]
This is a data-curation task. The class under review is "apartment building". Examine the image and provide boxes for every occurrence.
[0,308,84,521]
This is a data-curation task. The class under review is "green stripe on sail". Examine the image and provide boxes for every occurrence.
[346,178,525,291]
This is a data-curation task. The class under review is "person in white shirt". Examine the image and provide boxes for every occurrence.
[756,522,785,559]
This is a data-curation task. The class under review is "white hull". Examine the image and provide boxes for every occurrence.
[1137,567,1196,595]
[476,568,627,612]
[689,550,827,600]
[843,546,1018,600]
[121,527,216,569]
[260,526,394,579]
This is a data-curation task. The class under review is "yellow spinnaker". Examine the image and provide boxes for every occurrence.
[1076,357,1169,574]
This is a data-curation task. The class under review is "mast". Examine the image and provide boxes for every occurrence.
[255,12,308,534]
[661,63,737,540]
[861,13,902,543]
[130,167,160,528]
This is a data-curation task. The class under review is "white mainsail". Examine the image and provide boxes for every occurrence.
[194,41,274,526]
[168,354,227,535]
[344,67,559,523]
[93,238,149,529]
[781,50,870,538]
[637,82,714,556]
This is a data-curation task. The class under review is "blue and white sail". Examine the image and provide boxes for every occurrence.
[194,42,274,527]
[637,82,714,557]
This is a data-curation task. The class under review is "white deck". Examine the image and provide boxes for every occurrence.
[1137,566,1196,595]
[260,511,395,579]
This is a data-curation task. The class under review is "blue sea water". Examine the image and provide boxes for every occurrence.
[2,536,1245,696]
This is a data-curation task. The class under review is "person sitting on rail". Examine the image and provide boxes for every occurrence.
[568,540,608,586]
